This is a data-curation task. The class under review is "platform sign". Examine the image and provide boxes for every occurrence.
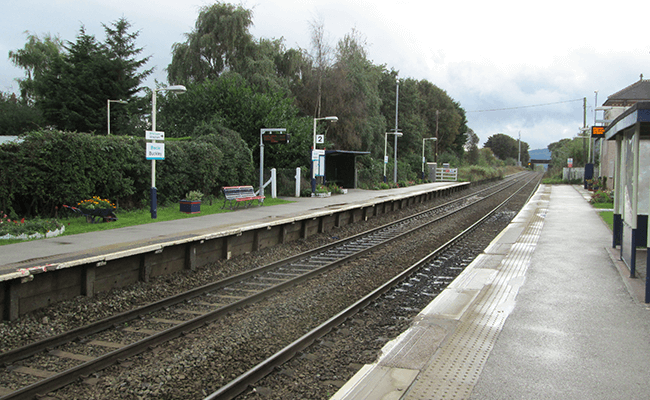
[591,126,605,138]
[316,134,325,144]
[312,149,325,161]
[146,143,165,160]
[263,132,290,144]
[146,130,165,140]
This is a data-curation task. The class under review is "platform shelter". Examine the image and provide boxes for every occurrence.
[605,101,650,302]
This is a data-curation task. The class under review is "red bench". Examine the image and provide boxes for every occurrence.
[222,186,265,210]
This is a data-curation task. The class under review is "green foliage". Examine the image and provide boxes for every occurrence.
[15,19,151,133]
[167,3,255,84]
[464,129,480,165]
[547,137,589,177]
[458,165,503,182]
[8,32,63,102]
[0,92,44,134]
[484,133,529,163]
[0,130,234,217]
[477,147,503,167]
[156,75,312,171]
[194,122,254,188]
[590,189,613,205]
[438,151,461,168]
[183,191,204,202]
[325,29,385,153]
[0,214,62,237]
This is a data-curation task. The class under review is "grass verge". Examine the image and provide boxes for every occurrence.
[0,197,293,246]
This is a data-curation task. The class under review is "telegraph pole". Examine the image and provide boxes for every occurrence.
[435,110,439,162]
[393,81,399,183]
[583,97,587,164]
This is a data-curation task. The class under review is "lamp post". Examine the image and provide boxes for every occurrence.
[107,99,127,135]
[422,137,437,180]
[383,131,403,183]
[150,85,186,219]
[311,116,338,194]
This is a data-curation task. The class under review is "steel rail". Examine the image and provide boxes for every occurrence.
[204,173,541,400]
[0,174,521,367]
[0,174,533,399]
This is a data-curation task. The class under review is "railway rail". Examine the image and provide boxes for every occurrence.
[0,173,539,399]
[207,172,541,399]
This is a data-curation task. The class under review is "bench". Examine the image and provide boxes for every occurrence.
[222,186,265,210]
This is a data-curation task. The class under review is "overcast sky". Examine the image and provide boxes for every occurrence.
[2,0,649,150]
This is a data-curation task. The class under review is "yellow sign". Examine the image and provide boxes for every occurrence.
[592,126,605,137]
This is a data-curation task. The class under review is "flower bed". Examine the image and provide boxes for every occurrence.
[0,212,65,240]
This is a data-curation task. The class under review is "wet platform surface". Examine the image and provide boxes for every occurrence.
[333,184,650,400]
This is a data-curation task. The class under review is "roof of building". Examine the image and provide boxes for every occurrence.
[604,101,650,140]
[604,75,650,106]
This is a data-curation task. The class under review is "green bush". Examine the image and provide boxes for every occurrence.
[590,189,613,205]
[0,129,254,217]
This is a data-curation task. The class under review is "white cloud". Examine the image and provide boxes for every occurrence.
[2,0,648,151]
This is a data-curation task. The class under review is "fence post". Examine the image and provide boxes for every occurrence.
[271,168,277,198]
[295,167,301,197]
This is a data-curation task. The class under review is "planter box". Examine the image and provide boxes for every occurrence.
[180,200,201,214]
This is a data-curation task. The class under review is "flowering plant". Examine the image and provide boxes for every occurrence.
[0,211,63,238]
[78,196,116,210]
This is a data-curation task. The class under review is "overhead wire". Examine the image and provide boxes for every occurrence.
[467,98,584,113]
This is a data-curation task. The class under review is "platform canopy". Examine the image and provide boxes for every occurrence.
[604,101,650,302]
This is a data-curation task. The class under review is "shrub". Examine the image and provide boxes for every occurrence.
[0,211,62,237]
[590,189,613,205]
[0,129,247,217]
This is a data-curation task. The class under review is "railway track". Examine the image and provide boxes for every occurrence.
[212,172,542,399]
[0,173,538,399]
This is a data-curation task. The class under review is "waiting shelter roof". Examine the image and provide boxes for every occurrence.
[605,101,650,141]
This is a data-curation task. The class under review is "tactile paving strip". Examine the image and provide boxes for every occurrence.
[404,186,550,399]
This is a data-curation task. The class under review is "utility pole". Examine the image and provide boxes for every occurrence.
[435,110,439,163]
[518,131,521,167]
[583,97,587,165]
[393,81,399,183]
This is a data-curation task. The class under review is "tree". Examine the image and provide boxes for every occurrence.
[167,3,255,85]
[484,133,529,164]
[26,20,151,133]
[464,129,480,165]
[548,138,586,170]
[154,74,313,170]
[324,29,385,152]
[33,28,110,132]
[308,16,333,118]
[103,18,153,98]
[102,18,153,135]
[8,32,63,102]
[0,92,44,134]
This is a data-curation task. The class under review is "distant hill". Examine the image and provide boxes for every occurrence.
[529,148,551,160]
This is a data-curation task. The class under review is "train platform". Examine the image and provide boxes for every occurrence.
[0,182,464,280]
[332,184,650,400]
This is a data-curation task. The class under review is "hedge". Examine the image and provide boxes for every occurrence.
[0,129,254,217]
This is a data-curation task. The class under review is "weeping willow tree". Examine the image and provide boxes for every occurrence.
[167,3,255,85]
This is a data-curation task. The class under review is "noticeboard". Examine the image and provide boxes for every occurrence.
[263,132,290,144]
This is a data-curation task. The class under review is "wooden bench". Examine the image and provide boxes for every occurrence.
[222,186,265,210]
